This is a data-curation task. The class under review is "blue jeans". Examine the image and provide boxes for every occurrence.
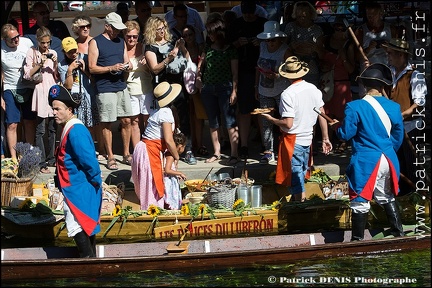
[35,116,57,167]
[200,82,237,129]
[288,144,310,195]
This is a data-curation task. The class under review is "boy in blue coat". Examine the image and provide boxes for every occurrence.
[330,63,405,240]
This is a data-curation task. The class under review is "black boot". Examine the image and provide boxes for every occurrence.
[383,202,405,237]
[73,231,96,258]
[351,212,368,241]
[89,235,97,256]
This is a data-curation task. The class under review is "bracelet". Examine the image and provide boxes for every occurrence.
[163,60,168,67]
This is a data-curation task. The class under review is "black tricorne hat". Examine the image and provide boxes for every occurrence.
[48,84,81,109]
[356,63,393,88]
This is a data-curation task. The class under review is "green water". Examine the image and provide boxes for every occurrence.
[2,249,430,287]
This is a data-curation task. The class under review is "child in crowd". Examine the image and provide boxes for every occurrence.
[163,132,187,210]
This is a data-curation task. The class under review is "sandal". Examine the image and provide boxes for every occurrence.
[97,154,108,161]
[122,155,132,165]
[197,145,209,156]
[40,167,51,174]
[205,154,221,163]
[106,158,119,170]
[226,156,240,165]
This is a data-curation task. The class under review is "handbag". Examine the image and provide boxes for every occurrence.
[183,57,198,94]
[20,48,43,85]
[319,55,339,103]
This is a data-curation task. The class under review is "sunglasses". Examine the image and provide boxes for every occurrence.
[126,35,138,39]
[182,32,194,37]
[156,26,166,32]
[35,10,50,16]
[8,35,20,42]
[265,38,277,42]
[40,40,52,45]
[79,24,91,29]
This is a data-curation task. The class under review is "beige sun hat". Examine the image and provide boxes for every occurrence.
[153,82,182,108]
[382,38,412,55]
[278,56,309,79]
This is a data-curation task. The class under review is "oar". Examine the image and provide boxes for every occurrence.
[176,218,194,246]
[196,167,213,191]
[313,107,334,123]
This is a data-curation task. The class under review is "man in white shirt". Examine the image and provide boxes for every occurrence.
[1,23,37,159]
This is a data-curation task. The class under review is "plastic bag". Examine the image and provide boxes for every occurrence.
[183,57,198,95]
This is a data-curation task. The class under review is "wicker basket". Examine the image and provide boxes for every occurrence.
[206,185,237,208]
[1,177,34,206]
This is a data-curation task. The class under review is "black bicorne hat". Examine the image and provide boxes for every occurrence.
[48,84,81,109]
[356,63,393,88]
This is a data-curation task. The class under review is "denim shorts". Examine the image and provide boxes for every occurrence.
[288,144,310,195]
[3,89,37,124]
[200,82,237,129]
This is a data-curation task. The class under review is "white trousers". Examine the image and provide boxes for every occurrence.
[351,155,396,214]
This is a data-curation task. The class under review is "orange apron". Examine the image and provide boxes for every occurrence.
[143,139,166,198]
[276,132,313,187]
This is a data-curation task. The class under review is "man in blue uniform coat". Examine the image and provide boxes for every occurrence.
[330,63,405,241]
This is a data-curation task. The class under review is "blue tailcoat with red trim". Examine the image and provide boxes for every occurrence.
[336,96,404,202]
[56,122,102,236]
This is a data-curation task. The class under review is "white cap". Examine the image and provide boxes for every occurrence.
[105,12,127,30]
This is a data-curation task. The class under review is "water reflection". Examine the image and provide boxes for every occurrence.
[3,249,430,287]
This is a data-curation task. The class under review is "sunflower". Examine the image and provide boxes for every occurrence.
[181,204,190,216]
[233,199,245,210]
[147,204,161,218]
[112,205,122,217]
[199,203,207,215]
[271,200,282,211]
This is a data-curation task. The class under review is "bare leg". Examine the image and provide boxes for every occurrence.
[101,122,113,160]
[120,117,132,157]
[130,115,140,149]
[209,127,221,156]
[6,122,18,159]
[227,126,239,157]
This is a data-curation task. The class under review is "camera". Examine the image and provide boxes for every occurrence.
[123,63,130,70]
[46,53,53,59]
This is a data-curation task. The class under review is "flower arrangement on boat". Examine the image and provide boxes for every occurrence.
[1,142,42,179]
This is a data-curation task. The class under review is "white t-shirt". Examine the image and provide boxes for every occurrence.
[1,37,34,90]
[143,107,175,140]
[279,80,324,146]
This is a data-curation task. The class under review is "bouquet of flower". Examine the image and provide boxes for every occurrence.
[14,142,42,179]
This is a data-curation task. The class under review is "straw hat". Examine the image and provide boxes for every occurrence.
[48,84,81,109]
[278,56,309,79]
[382,38,412,55]
[257,21,287,40]
[153,82,182,108]
[356,63,393,87]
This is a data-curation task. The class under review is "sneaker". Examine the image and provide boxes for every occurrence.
[260,152,274,165]
[184,151,197,165]
[239,146,249,159]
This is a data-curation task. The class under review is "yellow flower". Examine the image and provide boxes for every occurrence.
[181,204,190,216]
[199,203,207,215]
[112,205,122,217]
[271,200,281,211]
[233,199,244,210]
[147,204,160,218]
